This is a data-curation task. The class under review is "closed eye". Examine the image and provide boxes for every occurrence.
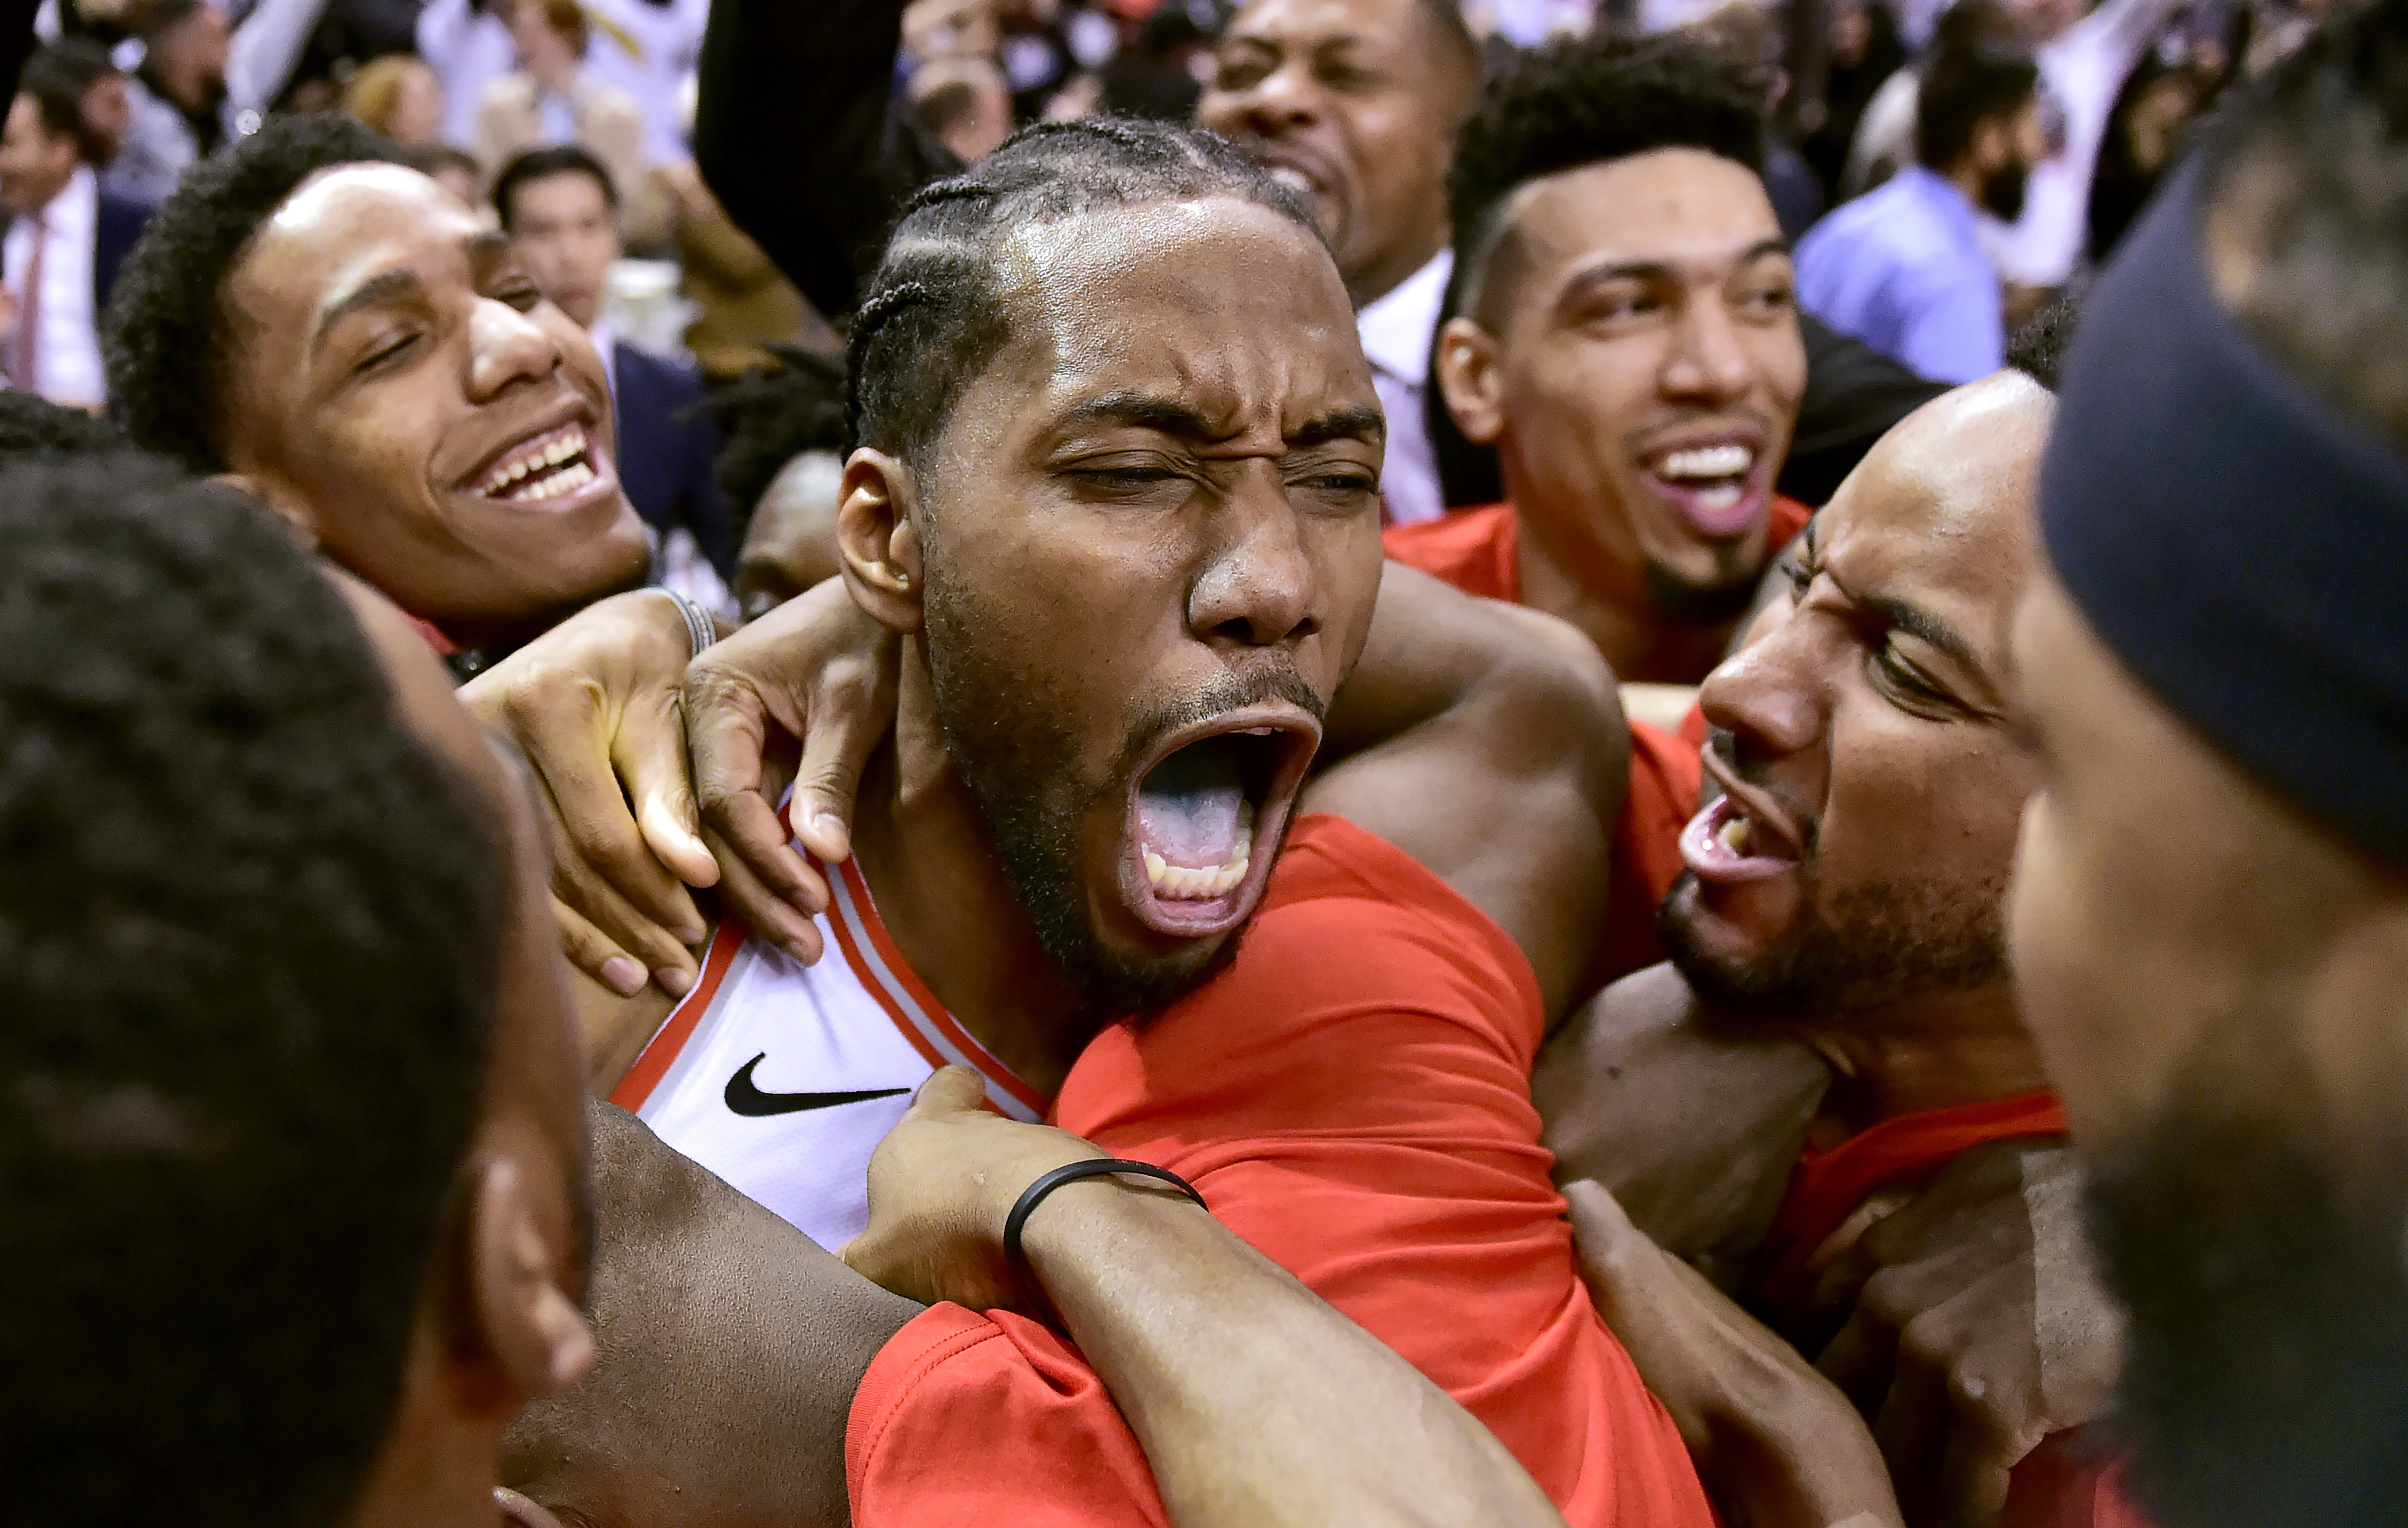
[354,333,420,374]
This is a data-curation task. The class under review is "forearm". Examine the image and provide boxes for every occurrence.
[1025,1181,1565,1528]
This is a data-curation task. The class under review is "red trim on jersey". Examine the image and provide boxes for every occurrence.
[608,918,748,1111]
[827,855,1051,1120]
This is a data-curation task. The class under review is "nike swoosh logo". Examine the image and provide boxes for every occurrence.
[723,1053,912,1118]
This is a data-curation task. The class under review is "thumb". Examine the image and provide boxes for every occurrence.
[908,1064,992,1122]
[1564,1179,1647,1302]
[788,681,882,866]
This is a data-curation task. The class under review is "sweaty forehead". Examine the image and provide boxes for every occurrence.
[973,196,1374,441]
[1819,375,2054,662]
[1227,0,1433,54]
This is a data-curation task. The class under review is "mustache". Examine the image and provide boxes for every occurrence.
[1116,661,1326,779]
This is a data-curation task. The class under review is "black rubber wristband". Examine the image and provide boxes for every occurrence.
[1002,1158,1208,1272]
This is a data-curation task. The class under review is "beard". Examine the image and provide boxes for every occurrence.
[1981,159,2031,222]
[1643,559,1768,627]
[2082,1011,2408,1528]
[918,566,1311,1030]
[1660,864,2010,1015]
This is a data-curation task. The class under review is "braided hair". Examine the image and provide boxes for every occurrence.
[843,116,1326,474]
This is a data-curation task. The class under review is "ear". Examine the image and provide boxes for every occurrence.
[210,469,323,551]
[835,447,927,635]
[465,1155,596,1407]
[1435,315,1508,447]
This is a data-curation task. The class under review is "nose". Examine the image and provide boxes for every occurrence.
[1659,289,1755,407]
[467,295,564,402]
[1189,468,1321,651]
[1698,591,1825,772]
[1240,60,1319,134]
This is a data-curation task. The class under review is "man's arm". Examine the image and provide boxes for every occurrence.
[843,1067,1571,1528]
[692,0,963,318]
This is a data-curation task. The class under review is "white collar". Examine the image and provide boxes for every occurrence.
[1355,248,1454,384]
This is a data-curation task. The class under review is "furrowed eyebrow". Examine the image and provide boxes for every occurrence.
[1058,393,1221,438]
[1867,593,1979,673]
[1292,406,1384,447]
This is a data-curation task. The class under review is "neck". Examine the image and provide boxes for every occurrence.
[1345,219,1448,311]
[1788,981,2051,1136]
[350,1326,507,1528]
[846,648,1099,1096]
[1506,471,1749,683]
[15,165,74,216]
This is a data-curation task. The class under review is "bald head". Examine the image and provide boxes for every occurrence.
[1667,373,2052,1021]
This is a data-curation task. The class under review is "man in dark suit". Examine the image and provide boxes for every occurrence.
[494,144,736,599]
[0,45,151,409]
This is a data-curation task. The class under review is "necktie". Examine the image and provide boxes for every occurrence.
[12,214,45,397]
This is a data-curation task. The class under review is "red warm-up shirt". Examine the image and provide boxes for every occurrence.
[847,815,1714,1528]
[1383,498,1813,985]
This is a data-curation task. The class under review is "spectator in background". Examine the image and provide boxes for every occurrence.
[417,0,515,149]
[404,139,488,211]
[26,37,131,172]
[476,0,660,246]
[1838,0,2015,198]
[908,54,1015,163]
[704,346,848,620]
[1800,0,1903,198]
[654,157,828,377]
[2084,34,2229,264]
[494,144,735,599]
[1682,0,1824,241]
[1798,36,2042,382]
[1,54,152,409]
[578,0,709,169]
[110,0,230,203]
[344,51,446,146]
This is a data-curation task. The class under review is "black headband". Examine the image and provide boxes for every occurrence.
[2040,161,2408,862]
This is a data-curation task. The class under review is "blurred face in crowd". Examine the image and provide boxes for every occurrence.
[847,196,1383,1021]
[0,94,80,216]
[1197,0,1479,305]
[385,60,448,147]
[1664,376,2048,1020]
[1439,148,1808,608]
[1972,95,2049,222]
[510,0,583,83]
[80,70,129,162]
[506,169,620,331]
[153,1,231,105]
[217,164,648,642]
[736,448,845,622]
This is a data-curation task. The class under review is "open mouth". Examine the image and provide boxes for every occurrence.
[1124,713,1317,937]
[467,422,604,507]
[1678,791,1802,884]
[1643,440,1769,538]
[1246,140,1336,205]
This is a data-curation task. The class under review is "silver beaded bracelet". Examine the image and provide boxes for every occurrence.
[660,589,719,662]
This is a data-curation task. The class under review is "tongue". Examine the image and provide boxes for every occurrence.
[1136,738,1246,867]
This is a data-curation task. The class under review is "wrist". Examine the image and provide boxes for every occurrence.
[1005,1158,1208,1279]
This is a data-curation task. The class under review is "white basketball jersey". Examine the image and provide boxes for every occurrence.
[610,851,1048,1252]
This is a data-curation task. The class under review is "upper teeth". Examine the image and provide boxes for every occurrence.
[1143,801,1256,902]
[1660,444,1753,480]
[478,427,588,497]
[1266,166,1313,194]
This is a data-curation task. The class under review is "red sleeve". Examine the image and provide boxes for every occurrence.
[1382,504,1521,601]
[847,1303,1170,1528]
[1055,818,1715,1528]
[1587,718,1704,991]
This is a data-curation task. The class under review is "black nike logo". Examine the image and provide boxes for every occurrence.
[723,1054,913,1118]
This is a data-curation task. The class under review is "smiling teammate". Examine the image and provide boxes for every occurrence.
[102,113,652,674]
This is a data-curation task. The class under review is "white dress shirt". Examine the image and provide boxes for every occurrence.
[1356,248,1453,526]
[5,166,106,409]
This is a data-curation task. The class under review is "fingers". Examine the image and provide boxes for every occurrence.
[690,666,826,925]
[701,822,826,964]
[518,688,707,967]
[788,687,876,865]
[909,1064,992,1121]
[551,893,646,997]
[535,769,702,996]
[620,685,719,890]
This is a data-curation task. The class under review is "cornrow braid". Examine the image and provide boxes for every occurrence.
[843,115,1325,475]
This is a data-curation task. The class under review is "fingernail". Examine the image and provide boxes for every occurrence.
[784,938,816,964]
[654,964,696,998]
[600,956,645,996]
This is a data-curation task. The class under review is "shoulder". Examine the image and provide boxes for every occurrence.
[1381,503,1517,599]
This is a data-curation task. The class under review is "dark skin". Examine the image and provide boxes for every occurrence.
[1438,149,1809,684]
[1195,0,1479,307]
[1538,379,2119,1525]
[532,195,1624,1088]
[732,448,845,624]
[219,165,651,649]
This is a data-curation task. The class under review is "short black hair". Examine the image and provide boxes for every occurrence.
[16,44,99,161]
[2007,293,2081,389]
[1446,30,1768,319]
[0,389,133,456]
[846,115,1322,472]
[0,454,504,1528]
[102,112,410,474]
[707,345,848,540]
[2201,0,2408,450]
[492,142,618,232]
[1915,36,2040,171]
